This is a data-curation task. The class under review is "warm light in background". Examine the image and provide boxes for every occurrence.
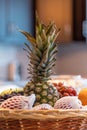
[36,0,73,43]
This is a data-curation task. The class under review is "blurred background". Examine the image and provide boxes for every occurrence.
[0,0,87,82]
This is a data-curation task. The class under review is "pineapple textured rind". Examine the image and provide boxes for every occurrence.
[24,82,59,106]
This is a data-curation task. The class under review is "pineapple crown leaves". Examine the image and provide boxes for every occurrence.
[19,14,60,82]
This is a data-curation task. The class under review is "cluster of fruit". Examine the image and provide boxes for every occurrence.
[53,82,77,97]
[0,93,85,110]
[0,80,87,110]
[0,86,87,110]
[0,88,24,105]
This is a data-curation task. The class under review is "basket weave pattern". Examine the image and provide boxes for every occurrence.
[0,109,87,130]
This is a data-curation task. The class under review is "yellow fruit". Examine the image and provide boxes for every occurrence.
[78,88,87,105]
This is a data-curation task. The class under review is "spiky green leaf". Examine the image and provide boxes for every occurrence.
[19,30,36,46]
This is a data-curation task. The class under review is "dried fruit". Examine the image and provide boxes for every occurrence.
[53,82,77,97]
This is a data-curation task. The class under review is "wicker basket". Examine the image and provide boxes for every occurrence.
[0,109,87,130]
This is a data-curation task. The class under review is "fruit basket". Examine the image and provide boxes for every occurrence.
[1,14,87,130]
[0,109,87,130]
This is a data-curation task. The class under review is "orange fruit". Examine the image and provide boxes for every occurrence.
[78,88,87,106]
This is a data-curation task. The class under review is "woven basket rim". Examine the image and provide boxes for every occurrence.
[0,109,87,120]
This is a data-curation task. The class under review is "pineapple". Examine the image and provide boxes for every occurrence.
[20,14,60,106]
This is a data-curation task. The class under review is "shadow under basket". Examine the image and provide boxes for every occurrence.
[0,109,87,130]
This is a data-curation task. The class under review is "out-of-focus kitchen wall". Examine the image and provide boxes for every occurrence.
[0,0,34,81]
[0,45,17,80]
[0,0,87,81]
[0,45,28,81]
[55,43,87,77]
